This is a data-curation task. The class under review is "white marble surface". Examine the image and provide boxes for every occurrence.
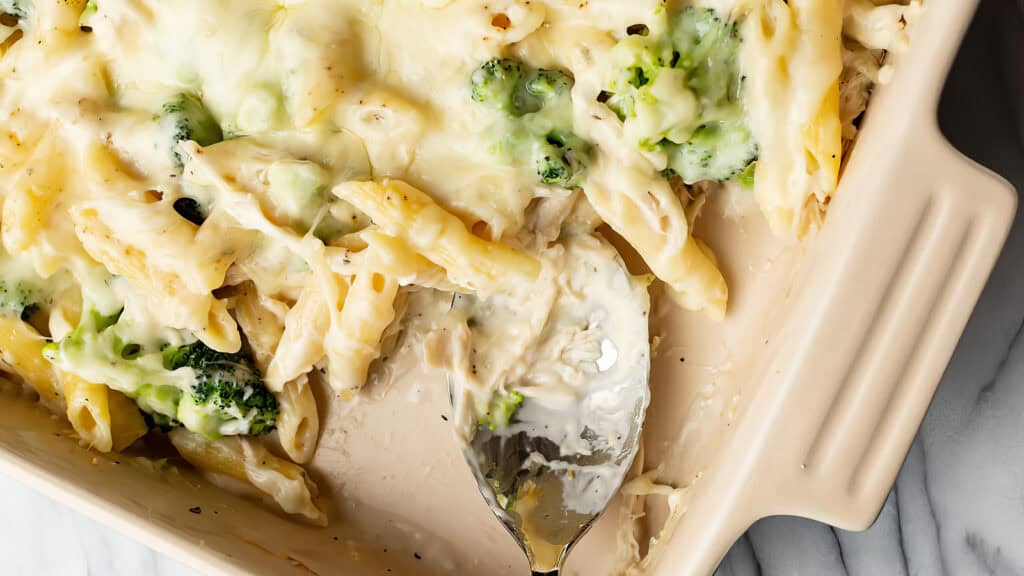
[1,1,1020,575]
[0,474,195,575]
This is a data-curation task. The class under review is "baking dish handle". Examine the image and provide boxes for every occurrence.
[745,133,1016,529]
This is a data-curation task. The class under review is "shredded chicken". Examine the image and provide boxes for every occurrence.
[612,443,693,575]
[838,0,923,151]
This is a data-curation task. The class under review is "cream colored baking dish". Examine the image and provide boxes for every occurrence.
[0,0,1013,574]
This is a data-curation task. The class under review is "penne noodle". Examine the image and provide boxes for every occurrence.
[63,374,114,453]
[275,375,320,465]
[0,317,62,410]
[169,428,326,526]
[325,242,400,396]
[334,179,541,294]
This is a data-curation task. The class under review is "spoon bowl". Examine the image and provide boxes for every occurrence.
[449,236,651,574]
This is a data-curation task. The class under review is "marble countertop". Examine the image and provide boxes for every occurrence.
[2,2,1020,575]
[0,475,194,576]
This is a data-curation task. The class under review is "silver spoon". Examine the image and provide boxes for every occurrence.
[448,236,651,575]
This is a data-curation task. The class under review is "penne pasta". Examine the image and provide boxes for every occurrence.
[325,242,400,396]
[584,161,728,319]
[63,373,114,452]
[234,285,320,463]
[334,179,541,294]
[106,387,149,452]
[326,229,465,293]
[743,0,844,238]
[265,282,332,392]
[71,200,242,353]
[0,316,62,410]
[275,376,320,465]
[169,428,326,526]
[0,317,145,452]
[1,128,65,256]
[233,285,289,374]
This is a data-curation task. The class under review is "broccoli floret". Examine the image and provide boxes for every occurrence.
[478,390,524,430]
[158,93,223,167]
[600,7,756,184]
[471,58,526,114]
[533,131,592,189]
[134,384,182,427]
[78,0,96,30]
[518,68,574,114]
[471,58,592,188]
[526,69,573,100]
[0,0,30,21]
[163,341,278,438]
[603,35,674,120]
[235,88,283,133]
[623,67,700,150]
[42,308,122,362]
[0,250,47,320]
[665,120,758,184]
[46,307,277,440]
[670,7,743,106]
[0,280,41,320]
[265,159,330,233]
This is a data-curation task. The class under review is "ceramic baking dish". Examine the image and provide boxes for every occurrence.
[0,0,1014,574]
